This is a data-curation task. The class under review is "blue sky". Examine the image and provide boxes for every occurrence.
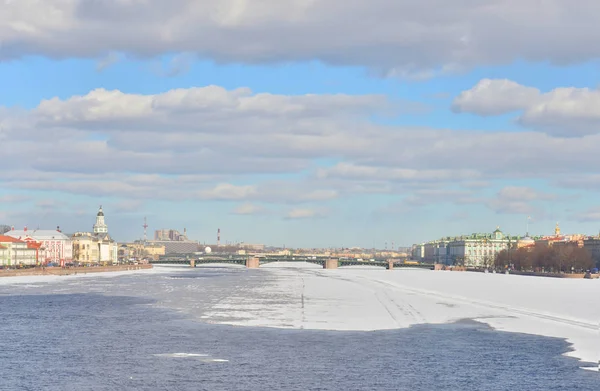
[2,1,600,248]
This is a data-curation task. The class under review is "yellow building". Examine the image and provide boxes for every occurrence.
[120,242,166,261]
[71,207,118,264]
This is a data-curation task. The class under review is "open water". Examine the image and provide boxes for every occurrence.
[0,267,597,390]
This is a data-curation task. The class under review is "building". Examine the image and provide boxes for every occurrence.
[534,223,586,248]
[150,240,199,254]
[448,228,515,267]
[154,228,189,241]
[71,206,118,264]
[239,243,265,251]
[0,235,38,267]
[119,241,166,262]
[4,227,73,266]
[413,227,517,267]
[583,237,600,263]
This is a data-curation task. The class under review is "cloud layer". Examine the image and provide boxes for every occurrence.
[4,1,600,75]
[1,83,599,225]
[453,78,600,136]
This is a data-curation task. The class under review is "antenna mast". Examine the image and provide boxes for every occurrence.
[143,217,148,243]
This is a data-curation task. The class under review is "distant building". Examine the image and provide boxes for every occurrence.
[151,240,199,254]
[150,228,198,254]
[239,243,265,251]
[413,227,517,267]
[583,237,600,262]
[71,206,118,264]
[534,223,585,248]
[154,228,189,241]
[119,242,166,261]
[0,235,38,266]
[5,227,72,265]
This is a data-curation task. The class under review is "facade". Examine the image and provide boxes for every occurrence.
[154,228,188,241]
[448,228,514,267]
[534,223,585,248]
[119,242,166,261]
[4,227,73,265]
[150,240,199,254]
[71,206,118,264]
[239,243,266,251]
[583,238,600,263]
[413,227,518,267]
[0,235,38,266]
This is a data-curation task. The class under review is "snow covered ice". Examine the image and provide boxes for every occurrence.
[200,263,600,370]
[1,263,598,371]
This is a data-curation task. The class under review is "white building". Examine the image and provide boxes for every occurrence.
[448,228,514,267]
[414,227,517,267]
[4,227,73,265]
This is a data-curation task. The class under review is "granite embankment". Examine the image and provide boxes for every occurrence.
[0,264,153,278]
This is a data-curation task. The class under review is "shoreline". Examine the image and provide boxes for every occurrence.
[0,264,153,278]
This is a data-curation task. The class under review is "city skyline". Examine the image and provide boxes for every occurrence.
[2,2,600,247]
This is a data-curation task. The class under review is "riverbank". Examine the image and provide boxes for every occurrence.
[435,265,599,279]
[0,264,153,278]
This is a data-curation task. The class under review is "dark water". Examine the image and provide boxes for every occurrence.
[0,291,597,390]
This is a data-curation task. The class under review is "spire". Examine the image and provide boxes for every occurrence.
[555,222,560,237]
[94,206,108,234]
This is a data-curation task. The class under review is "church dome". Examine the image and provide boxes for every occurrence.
[97,206,104,217]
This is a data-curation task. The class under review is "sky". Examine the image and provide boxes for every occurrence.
[2,0,600,248]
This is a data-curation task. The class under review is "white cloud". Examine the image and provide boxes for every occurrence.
[452,79,540,116]
[198,183,258,200]
[96,52,120,72]
[231,203,265,215]
[35,86,388,130]
[486,186,555,215]
[110,199,144,214]
[519,87,600,136]
[285,208,325,220]
[452,79,600,136]
[0,194,30,203]
[4,1,600,74]
[4,84,600,214]
[573,207,600,222]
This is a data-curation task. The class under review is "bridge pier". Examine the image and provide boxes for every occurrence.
[323,258,339,269]
[246,257,260,268]
[190,259,195,268]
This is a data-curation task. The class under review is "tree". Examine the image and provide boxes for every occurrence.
[570,247,594,271]
[513,247,533,271]
[494,250,510,269]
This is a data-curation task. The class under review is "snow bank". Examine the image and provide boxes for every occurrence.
[0,265,163,286]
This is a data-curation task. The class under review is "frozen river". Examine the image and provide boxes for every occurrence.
[0,264,597,390]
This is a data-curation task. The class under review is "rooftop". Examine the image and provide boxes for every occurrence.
[5,230,71,241]
[0,235,25,243]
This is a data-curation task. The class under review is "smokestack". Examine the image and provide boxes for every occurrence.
[24,226,27,232]
[217,228,221,247]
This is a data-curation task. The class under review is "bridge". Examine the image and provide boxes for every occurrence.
[151,255,434,270]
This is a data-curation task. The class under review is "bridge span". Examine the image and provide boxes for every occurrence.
[151,256,434,270]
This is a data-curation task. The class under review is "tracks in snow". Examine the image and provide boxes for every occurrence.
[359,276,598,331]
